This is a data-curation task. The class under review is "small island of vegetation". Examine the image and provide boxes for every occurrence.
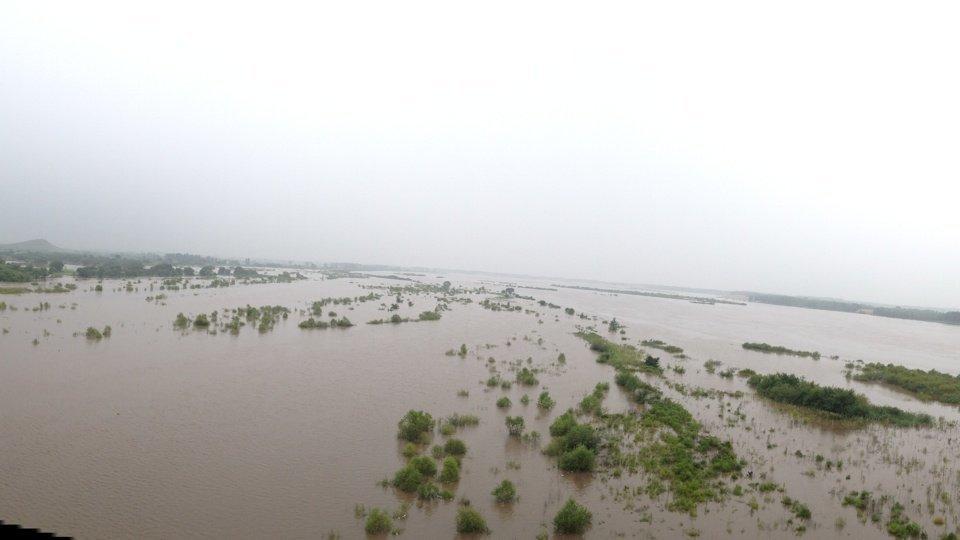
[747,373,932,426]
[742,342,821,359]
[852,363,960,405]
[641,338,684,355]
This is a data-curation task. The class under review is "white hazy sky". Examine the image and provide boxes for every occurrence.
[1,1,958,308]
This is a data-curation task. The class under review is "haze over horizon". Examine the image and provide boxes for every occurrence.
[2,1,958,308]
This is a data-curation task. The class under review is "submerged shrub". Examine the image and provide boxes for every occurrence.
[417,481,441,500]
[492,479,517,503]
[563,424,598,451]
[392,465,423,492]
[444,438,467,456]
[446,414,479,427]
[298,317,329,329]
[496,396,512,408]
[364,507,392,534]
[456,506,489,534]
[516,367,539,386]
[398,410,435,443]
[401,442,418,458]
[887,502,923,538]
[554,499,592,534]
[549,410,577,437]
[558,445,596,472]
[193,314,210,328]
[842,490,870,511]
[791,501,812,520]
[331,316,353,327]
[173,312,190,329]
[579,394,601,414]
[439,456,460,483]
[537,391,555,410]
[409,455,437,477]
[505,416,525,436]
[85,326,103,340]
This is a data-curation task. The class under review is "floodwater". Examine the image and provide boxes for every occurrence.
[1,272,958,539]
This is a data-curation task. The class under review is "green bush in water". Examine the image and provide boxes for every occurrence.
[492,479,517,503]
[409,455,437,477]
[392,465,423,492]
[444,438,467,456]
[364,507,392,534]
[455,506,489,534]
[417,482,441,500]
[554,499,592,534]
[398,410,435,443]
[439,456,460,483]
[559,445,596,472]
[549,410,577,437]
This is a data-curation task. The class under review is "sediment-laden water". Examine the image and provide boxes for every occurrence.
[1,272,958,538]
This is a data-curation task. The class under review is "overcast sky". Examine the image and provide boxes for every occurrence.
[1,1,958,308]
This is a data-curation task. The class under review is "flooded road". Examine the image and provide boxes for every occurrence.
[1,272,958,538]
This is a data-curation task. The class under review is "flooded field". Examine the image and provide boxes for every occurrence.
[1,272,959,539]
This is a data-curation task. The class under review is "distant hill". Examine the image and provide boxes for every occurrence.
[0,239,70,253]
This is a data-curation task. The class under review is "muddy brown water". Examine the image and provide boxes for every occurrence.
[1,272,959,539]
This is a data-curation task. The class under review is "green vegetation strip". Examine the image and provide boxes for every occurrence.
[853,363,960,405]
[747,373,932,427]
[641,339,684,355]
[742,342,821,359]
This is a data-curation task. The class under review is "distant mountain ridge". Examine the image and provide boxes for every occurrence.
[0,238,69,253]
